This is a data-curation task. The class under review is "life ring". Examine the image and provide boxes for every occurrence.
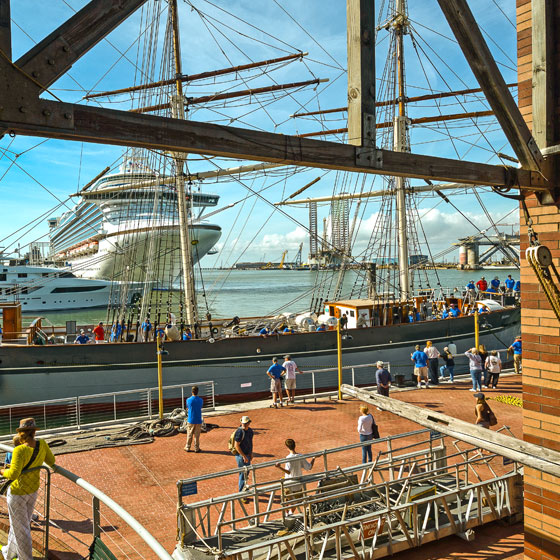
[212,327,219,335]
[208,337,215,344]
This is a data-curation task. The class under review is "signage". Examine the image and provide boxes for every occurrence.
[181,482,198,496]
[430,430,442,440]
[502,456,514,466]
[240,382,252,388]
[361,518,384,540]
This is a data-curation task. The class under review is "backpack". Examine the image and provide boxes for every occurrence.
[228,428,244,455]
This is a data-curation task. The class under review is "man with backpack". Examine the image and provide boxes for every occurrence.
[230,416,254,501]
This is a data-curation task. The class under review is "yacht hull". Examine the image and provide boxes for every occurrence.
[0,308,519,405]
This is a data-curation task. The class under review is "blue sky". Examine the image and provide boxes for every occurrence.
[0,0,519,266]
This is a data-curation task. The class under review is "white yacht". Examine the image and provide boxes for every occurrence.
[48,157,222,284]
[0,260,133,312]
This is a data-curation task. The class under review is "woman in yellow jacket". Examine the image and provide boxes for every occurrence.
[0,418,55,560]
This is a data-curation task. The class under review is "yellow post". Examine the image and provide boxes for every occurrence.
[337,318,343,400]
[157,333,164,419]
[474,306,479,350]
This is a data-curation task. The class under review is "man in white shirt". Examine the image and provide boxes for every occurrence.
[275,439,315,513]
[283,355,302,404]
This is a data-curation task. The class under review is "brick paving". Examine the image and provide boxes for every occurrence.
[36,374,524,559]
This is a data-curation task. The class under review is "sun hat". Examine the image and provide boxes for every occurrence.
[240,416,251,424]
[16,418,37,432]
[376,360,384,367]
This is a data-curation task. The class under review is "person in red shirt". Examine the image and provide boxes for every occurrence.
[476,277,488,293]
[92,322,105,343]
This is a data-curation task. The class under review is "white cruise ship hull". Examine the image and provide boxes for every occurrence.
[62,223,221,283]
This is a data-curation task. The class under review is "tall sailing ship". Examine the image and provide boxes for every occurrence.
[0,0,521,405]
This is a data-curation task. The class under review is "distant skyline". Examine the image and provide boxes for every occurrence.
[0,0,519,268]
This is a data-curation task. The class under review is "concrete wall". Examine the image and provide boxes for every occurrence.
[517,2,560,559]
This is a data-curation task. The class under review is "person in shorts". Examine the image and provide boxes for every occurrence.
[267,357,286,408]
[411,345,429,388]
[282,355,302,404]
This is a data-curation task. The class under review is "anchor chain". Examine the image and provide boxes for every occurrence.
[522,199,560,321]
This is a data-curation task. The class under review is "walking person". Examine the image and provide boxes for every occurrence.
[465,347,483,392]
[508,335,522,375]
[411,345,429,388]
[267,357,286,408]
[478,344,489,387]
[474,393,497,429]
[424,341,440,385]
[375,361,392,397]
[184,386,204,453]
[141,318,152,342]
[282,355,302,404]
[485,351,502,389]
[0,418,56,560]
[233,416,254,501]
[439,347,455,382]
[275,439,315,513]
[357,406,378,463]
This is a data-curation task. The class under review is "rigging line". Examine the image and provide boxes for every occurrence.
[490,0,516,29]
[271,0,345,71]
[478,22,516,70]
[58,0,155,86]
[189,5,278,128]
[429,185,520,270]
[409,28,502,159]
[190,0,304,56]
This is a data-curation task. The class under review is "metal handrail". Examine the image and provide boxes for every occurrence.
[0,442,173,560]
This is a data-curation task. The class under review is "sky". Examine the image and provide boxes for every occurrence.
[0,0,520,267]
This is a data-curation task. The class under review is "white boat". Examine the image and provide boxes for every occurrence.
[0,260,137,312]
[48,157,222,284]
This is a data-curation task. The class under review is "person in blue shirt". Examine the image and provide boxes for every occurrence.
[411,345,429,388]
[486,286,497,294]
[316,324,326,331]
[182,328,192,341]
[505,275,515,293]
[466,280,476,292]
[0,322,2,346]
[282,327,294,334]
[407,312,415,323]
[267,357,286,408]
[141,318,152,342]
[508,335,522,374]
[184,386,204,453]
[490,276,501,290]
[110,322,124,342]
[449,303,460,317]
[514,280,521,297]
[441,309,450,319]
[74,330,89,344]
[155,324,165,340]
[259,327,269,336]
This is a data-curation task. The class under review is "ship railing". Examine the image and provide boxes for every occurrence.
[0,380,215,437]
[0,442,173,560]
[175,428,522,558]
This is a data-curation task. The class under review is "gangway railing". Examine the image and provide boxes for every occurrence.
[174,429,522,560]
[0,442,173,560]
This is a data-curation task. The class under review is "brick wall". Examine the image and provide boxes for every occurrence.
[517,1,560,559]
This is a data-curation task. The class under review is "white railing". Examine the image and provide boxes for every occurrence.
[0,380,215,436]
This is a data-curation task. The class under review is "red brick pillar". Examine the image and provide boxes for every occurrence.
[518,1,560,559]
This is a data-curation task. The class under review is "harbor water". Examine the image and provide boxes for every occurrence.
[38,267,518,325]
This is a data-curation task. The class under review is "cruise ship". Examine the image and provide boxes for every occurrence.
[48,159,222,284]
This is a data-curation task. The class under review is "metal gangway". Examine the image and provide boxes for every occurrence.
[174,429,523,560]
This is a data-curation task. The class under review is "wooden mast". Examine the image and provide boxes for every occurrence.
[169,0,198,328]
[394,0,410,301]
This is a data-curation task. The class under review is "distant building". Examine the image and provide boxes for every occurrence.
[409,254,428,265]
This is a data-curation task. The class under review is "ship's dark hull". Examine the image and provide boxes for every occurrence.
[0,308,520,405]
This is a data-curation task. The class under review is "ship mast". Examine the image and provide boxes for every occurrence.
[393,0,410,300]
[169,0,198,327]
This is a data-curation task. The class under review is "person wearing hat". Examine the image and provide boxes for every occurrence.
[234,416,254,500]
[508,336,522,375]
[74,329,89,344]
[282,355,302,404]
[92,322,105,344]
[375,361,392,397]
[0,418,55,560]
